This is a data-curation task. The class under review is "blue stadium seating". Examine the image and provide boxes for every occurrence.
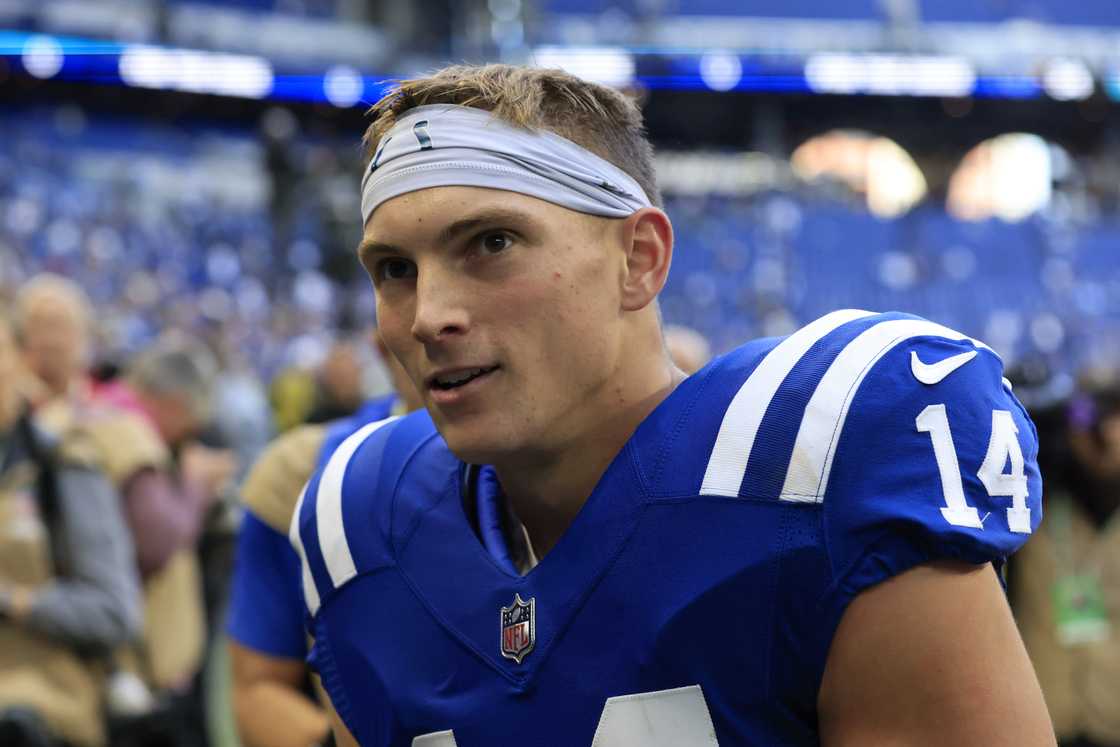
[542,0,1120,25]
[541,0,883,20]
[919,0,1120,25]
[2,107,1117,381]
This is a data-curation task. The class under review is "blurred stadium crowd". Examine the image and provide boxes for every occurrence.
[2,0,1120,745]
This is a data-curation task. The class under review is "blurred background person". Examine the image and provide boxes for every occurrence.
[305,338,366,424]
[13,274,95,432]
[226,332,421,747]
[0,311,142,747]
[78,336,236,746]
[1012,368,1120,747]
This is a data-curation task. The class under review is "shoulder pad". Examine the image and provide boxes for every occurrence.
[693,309,883,500]
[780,314,997,503]
[290,411,453,617]
[241,424,327,533]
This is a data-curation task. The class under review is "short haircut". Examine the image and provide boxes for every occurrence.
[362,64,662,208]
[13,273,92,341]
[127,336,218,421]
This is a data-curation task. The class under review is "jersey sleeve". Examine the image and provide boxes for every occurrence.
[289,415,407,621]
[818,335,1042,610]
[226,511,307,658]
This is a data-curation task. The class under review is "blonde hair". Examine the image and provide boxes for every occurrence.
[13,272,92,341]
[363,64,661,208]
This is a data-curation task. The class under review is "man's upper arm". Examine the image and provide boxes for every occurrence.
[227,511,308,658]
[819,559,1054,746]
[229,640,332,747]
[800,326,1049,741]
[24,466,143,647]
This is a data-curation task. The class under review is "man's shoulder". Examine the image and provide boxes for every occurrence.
[290,409,457,613]
[242,423,329,533]
[641,309,1018,503]
[71,405,169,485]
[684,308,1037,589]
[316,394,399,470]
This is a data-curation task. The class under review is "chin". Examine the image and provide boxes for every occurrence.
[436,420,522,466]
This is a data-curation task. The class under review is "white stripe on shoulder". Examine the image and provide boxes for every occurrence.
[780,319,991,504]
[317,416,401,590]
[288,482,320,616]
[700,309,875,497]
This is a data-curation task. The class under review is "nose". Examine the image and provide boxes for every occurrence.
[410,266,470,344]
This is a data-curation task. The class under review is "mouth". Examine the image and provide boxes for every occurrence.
[426,365,501,393]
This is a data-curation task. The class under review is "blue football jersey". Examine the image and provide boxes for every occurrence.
[292,310,1042,746]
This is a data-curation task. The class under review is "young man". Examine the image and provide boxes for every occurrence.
[293,64,1054,746]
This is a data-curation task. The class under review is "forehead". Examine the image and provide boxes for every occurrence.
[362,186,592,245]
[22,290,85,323]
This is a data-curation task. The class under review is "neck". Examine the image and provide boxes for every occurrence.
[493,355,684,558]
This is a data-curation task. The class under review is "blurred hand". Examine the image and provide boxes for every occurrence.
[0,584,35,623]
[179,443,238,502]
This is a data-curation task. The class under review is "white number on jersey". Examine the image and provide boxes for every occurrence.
[916,404,1031,534]
[411,685,719,747]
[977,410,1031,534]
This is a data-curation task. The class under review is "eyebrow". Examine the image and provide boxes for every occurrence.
[356,207,539,263]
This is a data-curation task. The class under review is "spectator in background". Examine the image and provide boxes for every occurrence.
[208,339,274,484]
[1012,368,1120,747]
[663,324,712,375]
[79,337,237,734]
[306,338,366,424]
[227,332,422,747]
[13,274,95,431]
[269,367,317,433]
[0,311,142,747]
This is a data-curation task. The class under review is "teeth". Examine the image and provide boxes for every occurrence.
[437,367,486,386]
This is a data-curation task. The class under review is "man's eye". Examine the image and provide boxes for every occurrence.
[375,258,417,282]
[478,232,513,255]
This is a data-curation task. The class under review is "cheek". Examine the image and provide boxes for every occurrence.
[525,260,617,364]
[375,299,415,359]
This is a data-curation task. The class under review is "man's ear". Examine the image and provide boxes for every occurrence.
[619,208,673,312]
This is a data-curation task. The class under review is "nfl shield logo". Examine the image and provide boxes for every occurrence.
[500,593,536,664]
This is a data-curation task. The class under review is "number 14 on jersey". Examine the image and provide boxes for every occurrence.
[917,404,1032,534]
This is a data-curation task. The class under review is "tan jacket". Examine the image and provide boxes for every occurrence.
[0,443,106,747]
[1013,494,1120,743]
[79,409,206,691]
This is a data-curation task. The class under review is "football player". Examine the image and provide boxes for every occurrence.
[293,64,1054,746]
[227,333,421,747]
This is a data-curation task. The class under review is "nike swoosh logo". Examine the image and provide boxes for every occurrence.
[910,349,978,385]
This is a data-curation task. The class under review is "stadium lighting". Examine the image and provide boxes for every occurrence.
[804,54,976,98]
[323,65,365,108]
[1042,58,1094,101]
[22,35,64,79]
[532,46,635,88]
[119,45,274,99]
[699,52,743,92]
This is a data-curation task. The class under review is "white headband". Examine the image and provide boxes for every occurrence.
[360,104,652,224]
